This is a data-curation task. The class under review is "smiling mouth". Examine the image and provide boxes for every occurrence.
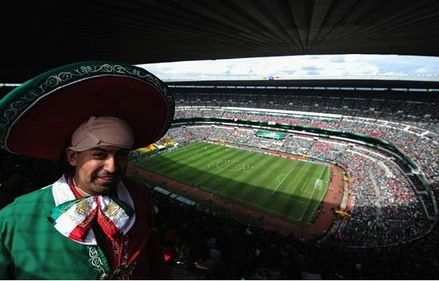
[96,176,117,185]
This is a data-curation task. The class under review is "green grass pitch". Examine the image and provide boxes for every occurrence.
[134,142,331,226]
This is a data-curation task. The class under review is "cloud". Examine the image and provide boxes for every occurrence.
[328,56,347,63]
[300,66,322,75]
[139,54,439,81]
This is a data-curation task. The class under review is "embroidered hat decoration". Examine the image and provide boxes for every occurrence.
[0,61,175,159]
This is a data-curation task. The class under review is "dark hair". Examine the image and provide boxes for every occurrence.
[57,140,74,175]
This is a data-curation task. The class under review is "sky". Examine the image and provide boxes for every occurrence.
[138,54,439,82]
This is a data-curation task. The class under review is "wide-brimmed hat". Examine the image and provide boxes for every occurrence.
[0,61,174,159]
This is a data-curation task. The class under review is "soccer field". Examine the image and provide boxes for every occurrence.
[134,142,330,226]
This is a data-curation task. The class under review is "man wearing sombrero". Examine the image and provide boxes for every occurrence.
[0,61,174,279]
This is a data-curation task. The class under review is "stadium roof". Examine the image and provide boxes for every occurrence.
[169,79,439,89]
[168,79,439,102]
[2,0,439,83]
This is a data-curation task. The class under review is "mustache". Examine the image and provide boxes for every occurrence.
[94,171,122,178]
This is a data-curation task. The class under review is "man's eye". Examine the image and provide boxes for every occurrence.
[93,152,107,158]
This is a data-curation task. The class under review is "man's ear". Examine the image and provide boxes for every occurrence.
[65,149,78,166]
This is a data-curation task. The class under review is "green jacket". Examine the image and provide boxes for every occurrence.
[0,178,167,279]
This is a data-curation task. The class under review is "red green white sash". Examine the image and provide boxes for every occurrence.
[49,175,136,245]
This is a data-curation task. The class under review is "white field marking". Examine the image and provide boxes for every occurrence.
[289,200,309,220]
[296,166,328,221]
[296,163,313,193]
[315,166,327,189]
[317,165,326,178]
[272,168,295,193]
[308,169,330,218]
[271,175,314,221]
[270,164,321,221]
[211,162,309,222]
[276,173,288,185]
[299,177,312,195]
[274,188,309,221]
[295,179,319,221]
[307,179,329,222]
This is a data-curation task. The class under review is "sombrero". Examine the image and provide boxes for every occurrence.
[0,61,175,159]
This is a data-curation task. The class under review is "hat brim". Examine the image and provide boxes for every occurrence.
[0,61,174,159]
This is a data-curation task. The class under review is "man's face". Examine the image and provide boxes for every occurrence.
[66,146,129,195]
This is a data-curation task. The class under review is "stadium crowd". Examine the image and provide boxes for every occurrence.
[175,105,438,185]
[175,92,438,132]
[164,124,433,247]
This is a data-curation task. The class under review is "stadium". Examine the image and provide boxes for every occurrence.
[131,78,438,245]
[1,0,439,279]
[123,78,438,278]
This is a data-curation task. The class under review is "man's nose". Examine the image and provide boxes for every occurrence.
[104,155,119,173]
